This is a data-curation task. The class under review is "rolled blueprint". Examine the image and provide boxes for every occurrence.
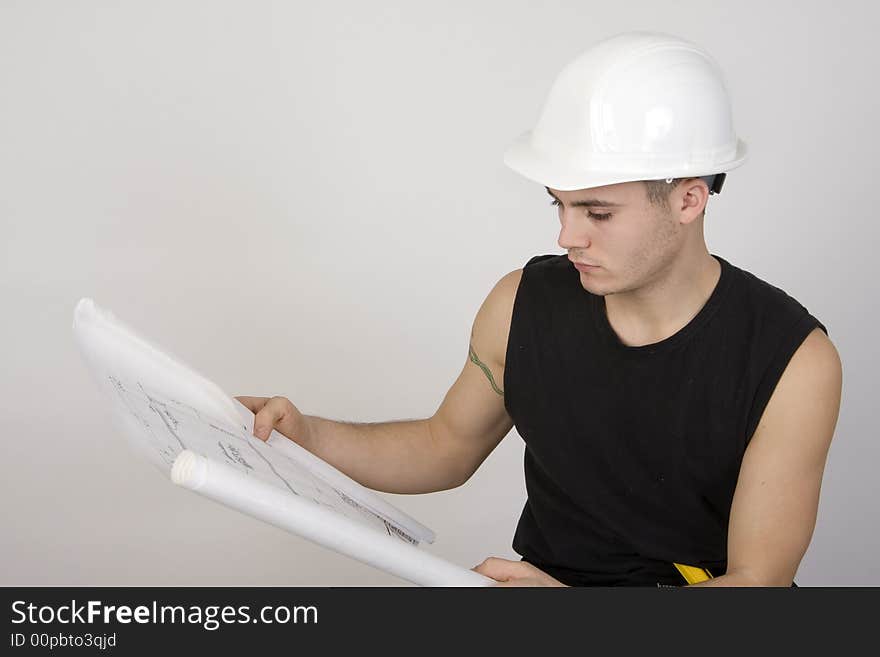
[171,450,493,587]
[73,297,496,587]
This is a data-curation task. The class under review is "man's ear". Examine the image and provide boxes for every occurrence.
[677,178,709,223]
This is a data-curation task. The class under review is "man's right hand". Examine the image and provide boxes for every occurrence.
[234,395,313,448]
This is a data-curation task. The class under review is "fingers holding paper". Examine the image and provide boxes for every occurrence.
[471,557,568,587]
[234,395,313,448]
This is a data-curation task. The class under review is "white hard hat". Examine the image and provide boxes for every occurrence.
[503,31,748,192]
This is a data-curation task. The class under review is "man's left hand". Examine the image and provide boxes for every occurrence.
[471,557,568,587]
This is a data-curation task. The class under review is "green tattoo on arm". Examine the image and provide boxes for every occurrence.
[469,343,504,396]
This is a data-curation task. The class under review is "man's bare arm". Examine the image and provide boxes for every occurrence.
[426,268,522,486]
[690,327,843,586]
[239,269,522,495]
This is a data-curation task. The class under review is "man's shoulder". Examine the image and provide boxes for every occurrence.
[523,253,570,271]
[486,253,571,329]
[479,254,577,368]
[471,268,525,369]
[722,256,805,306]
[721,257,836,443]
[484,252,569,312]
[720,256,826,334]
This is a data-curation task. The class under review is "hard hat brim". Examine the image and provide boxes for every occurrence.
[503,130,749,192]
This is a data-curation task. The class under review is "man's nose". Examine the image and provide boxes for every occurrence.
[557,212,592,250]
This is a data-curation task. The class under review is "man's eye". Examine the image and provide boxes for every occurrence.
[550,199,612,221]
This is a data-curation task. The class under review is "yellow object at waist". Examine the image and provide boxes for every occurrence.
[673,563,714,584]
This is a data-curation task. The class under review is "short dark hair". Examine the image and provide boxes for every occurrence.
[643,178,706,216]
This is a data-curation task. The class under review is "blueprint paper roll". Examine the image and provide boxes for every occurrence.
[171,451,494,587]
[73,296,492,587]
[233,398,436,545]
[73,296,436,545]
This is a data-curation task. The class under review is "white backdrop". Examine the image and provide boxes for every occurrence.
[1,0,876,585]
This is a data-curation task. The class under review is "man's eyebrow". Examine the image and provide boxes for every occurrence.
[545,187,624,207]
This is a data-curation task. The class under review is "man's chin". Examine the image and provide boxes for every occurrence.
[578,272,611,296]
[579,283,610,296]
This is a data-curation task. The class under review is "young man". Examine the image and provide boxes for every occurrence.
[237,32,842,586]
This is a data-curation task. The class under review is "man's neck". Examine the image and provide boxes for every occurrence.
[603,252,721,347]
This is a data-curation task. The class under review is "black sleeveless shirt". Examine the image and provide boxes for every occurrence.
[503,253,827,586]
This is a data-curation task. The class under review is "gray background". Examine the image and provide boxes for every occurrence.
[1,0,876,586]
